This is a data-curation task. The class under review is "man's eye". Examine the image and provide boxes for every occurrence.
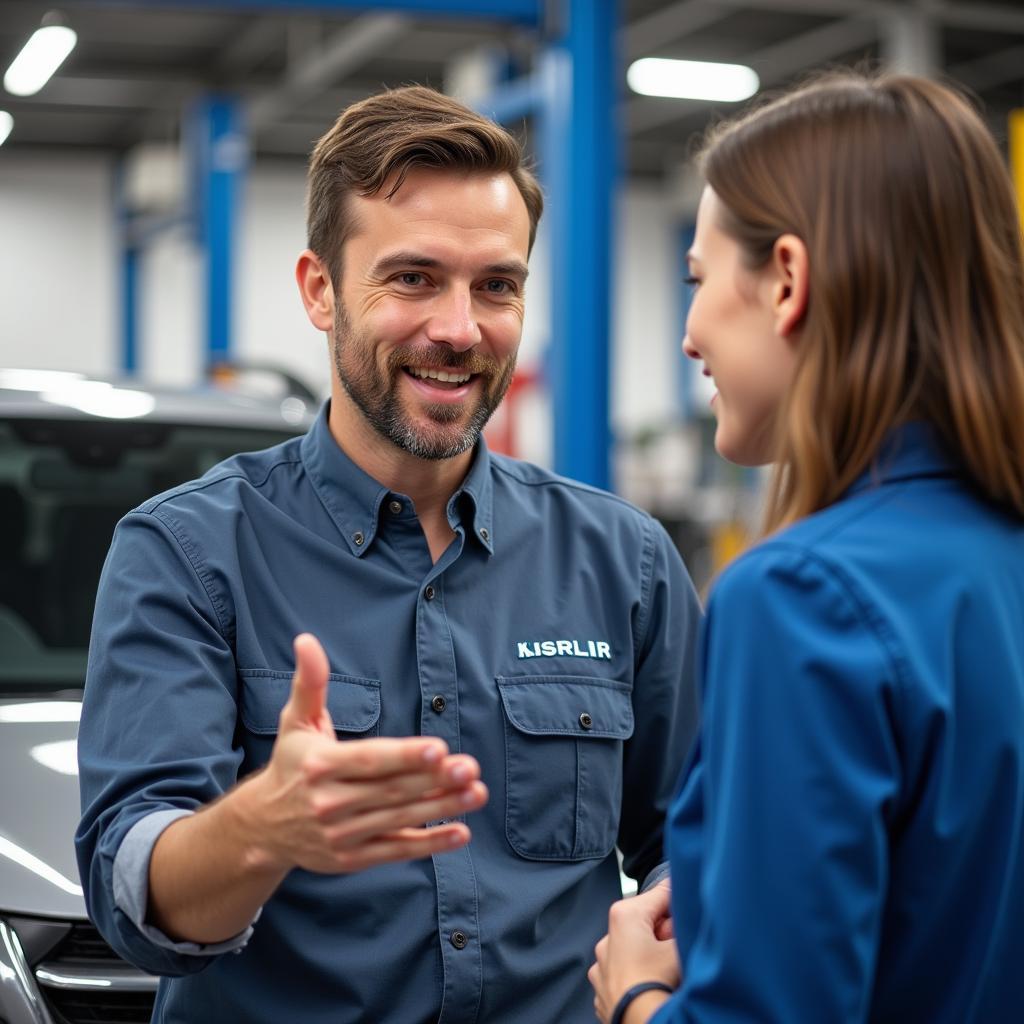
[484,279,514,295]
[684,276,701,290]
[399,273,425,287]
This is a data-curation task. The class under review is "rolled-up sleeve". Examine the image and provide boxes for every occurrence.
[75,508,248,976]
[652,544,902,1023]
[620,518,703,889]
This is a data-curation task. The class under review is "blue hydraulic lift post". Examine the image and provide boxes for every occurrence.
[541,0,618,490]
[121,245,138,374]
[114,160,139,375]
[189,95,247,369]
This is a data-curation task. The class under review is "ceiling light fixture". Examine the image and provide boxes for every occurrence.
[627,57,759,103]
[4,12,77,98]
[0,110,12,146]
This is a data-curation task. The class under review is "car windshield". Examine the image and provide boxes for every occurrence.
[0,416,299,690]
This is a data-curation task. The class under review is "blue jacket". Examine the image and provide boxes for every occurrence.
[655,423,1024,1023]
[76,405,702,1024]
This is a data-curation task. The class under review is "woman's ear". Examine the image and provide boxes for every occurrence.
[295,249,335,332]
[770,233,809,339]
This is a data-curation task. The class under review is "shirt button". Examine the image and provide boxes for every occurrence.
[450,930,468,950]
[431,695,447,713]
[424,585,436,601]
[352,531,364,547]
[388,500,403,515]
[579,712,593,730]
[479,527,489,541]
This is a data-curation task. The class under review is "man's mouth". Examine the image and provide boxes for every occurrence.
[403,366,475,391]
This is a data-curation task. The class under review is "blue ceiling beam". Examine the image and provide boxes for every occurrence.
[65,0,542,25]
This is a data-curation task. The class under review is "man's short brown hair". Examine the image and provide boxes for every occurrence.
[307,85,544,285]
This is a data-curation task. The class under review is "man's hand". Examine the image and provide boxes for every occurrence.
[588,881,679,1023]
[148,633,488,944]
[242,633,488,875]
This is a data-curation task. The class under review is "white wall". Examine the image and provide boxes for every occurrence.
[0,151,117,375]
[0,150,686,467]
[614,182,685,435]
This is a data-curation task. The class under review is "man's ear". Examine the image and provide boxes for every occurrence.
[770,233,808,339]
[295,249,335,332]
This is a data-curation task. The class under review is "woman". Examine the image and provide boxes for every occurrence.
[590,72,1024,1023]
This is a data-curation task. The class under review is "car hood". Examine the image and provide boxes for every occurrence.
[0,695,87,917]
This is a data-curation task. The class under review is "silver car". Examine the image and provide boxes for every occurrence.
[0,369,312,1024]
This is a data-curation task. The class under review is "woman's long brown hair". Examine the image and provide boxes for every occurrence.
[700,72,1024,533]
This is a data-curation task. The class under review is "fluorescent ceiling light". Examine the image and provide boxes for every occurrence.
[4,22,77,98]
[628,57,759,103]
[0,110,12,146]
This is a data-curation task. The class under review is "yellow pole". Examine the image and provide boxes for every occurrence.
[1010,109,1024,237]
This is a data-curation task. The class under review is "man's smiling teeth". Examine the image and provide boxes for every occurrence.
[408,367,472,384]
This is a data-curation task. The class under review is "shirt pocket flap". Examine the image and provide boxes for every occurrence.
[239,670,381,735]
[496,675,634,740]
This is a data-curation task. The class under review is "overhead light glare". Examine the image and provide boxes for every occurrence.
[627,57,759,103]
[4,22,77,98]
[0,110,12,146]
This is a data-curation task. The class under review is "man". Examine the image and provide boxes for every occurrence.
[77,86,701,1024]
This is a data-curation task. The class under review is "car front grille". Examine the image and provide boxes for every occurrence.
[48,923,117,963]
[34,922,157,1024]
[41,988,157,1024]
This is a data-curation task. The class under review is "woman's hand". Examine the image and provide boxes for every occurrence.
[588,880,680,1023]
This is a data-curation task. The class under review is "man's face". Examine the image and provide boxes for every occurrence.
[331,168,531,461]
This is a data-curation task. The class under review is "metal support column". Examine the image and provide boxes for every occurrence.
[121,245,139,374]
[114,159,139,374]
[541,0,618,490]
[187,94,247,369]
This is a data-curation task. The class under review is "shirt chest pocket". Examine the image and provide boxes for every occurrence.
[239,670,381,759]
[496,675,634,861]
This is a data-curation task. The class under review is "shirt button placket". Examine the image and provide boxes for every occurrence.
[416,574,481,1022]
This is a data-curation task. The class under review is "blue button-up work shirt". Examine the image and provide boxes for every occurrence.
[653,424,1024,1023]
[76,405,701,1024]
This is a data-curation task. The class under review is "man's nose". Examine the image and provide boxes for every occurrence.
[425,288,482,352]
[682,333,700,360]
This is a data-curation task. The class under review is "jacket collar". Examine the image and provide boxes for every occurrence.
[847,421,957,498]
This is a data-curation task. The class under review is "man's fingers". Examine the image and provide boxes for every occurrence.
[308,760,482,822]
[327,781,489,846]
[305,736,467,782]
[328,823,471,872]
[281,633,330,730]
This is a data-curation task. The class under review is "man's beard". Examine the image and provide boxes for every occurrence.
[331,302,516,461]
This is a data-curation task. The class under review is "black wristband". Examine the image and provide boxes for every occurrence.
[609,980,674,1024]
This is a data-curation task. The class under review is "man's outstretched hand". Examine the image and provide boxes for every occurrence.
[244,632,488,875]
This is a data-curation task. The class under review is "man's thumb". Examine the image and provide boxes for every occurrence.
[282,632,329,729]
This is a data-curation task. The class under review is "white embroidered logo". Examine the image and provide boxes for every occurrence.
[516,640,612,660]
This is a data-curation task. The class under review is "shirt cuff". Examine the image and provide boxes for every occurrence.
[639,861,671,892]
[113,808,258,956]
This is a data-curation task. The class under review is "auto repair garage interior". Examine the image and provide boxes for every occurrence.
[1,2,1024,1023]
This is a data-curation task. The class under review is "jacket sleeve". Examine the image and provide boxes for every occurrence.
[618,517,702,887]
[651,543,903,1024]
[75,508,247,976]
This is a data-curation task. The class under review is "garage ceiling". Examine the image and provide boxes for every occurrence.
[1,0,1023,180]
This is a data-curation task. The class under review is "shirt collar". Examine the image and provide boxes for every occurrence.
[301,402,495,557]
[847,420,957,498]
